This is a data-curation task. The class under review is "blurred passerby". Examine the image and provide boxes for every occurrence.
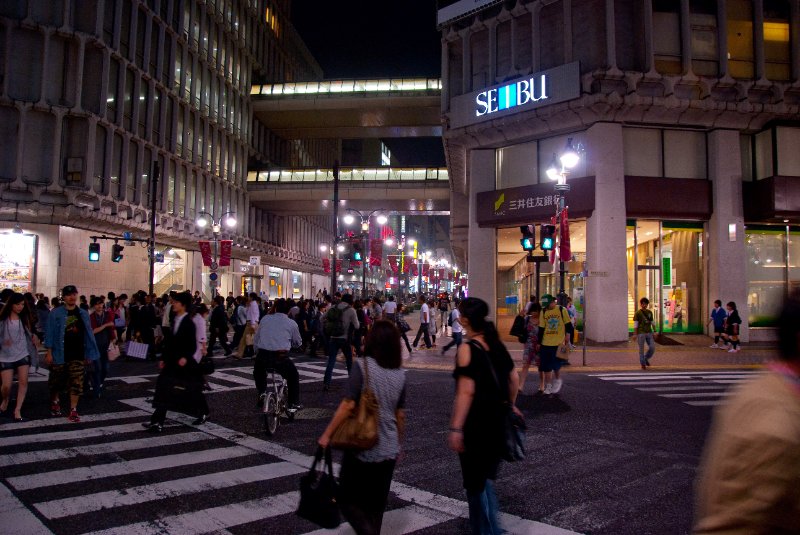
[236,293,260,359]
[721,302,742,353]
[441,301,463,355]
[412,295,432,350]
[708,299,727,349]
[318,320,406,534]
[230,296,247,351]
[538,294,571,395]
[323,294,359,391]
[694,295,800,534]
[518,303,542,395]
[0,293,38,421]
[449,297,519,534]
[396,304,413,355]
[88,296,116,398]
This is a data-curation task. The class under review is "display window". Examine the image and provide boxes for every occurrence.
[0,233,37,293]
[745,226,800,327]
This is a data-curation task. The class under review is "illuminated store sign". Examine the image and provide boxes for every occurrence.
[449,62,580,129]
[475,75,547,117]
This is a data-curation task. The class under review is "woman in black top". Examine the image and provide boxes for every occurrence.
[723,301,742,353]
[448,297,520,534]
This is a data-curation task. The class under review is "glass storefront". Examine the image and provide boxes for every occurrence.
[0,232,37,292]
[626,220,704,334]
[268,267,282,299]
[745,225,800,327]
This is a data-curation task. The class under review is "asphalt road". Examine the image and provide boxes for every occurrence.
[1,353,758,534]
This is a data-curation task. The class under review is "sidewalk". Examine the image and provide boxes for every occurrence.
[400,313,775,373]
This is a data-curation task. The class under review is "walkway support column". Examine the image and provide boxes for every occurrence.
[467,149,497,321]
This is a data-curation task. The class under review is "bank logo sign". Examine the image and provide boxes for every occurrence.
[449,62,581,129]
[476,76,547,117]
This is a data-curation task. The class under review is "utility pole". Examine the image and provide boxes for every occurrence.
[148,161,159,296]
[330,161,339,295]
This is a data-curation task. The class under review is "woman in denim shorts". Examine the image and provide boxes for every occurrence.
[0,293,39,422]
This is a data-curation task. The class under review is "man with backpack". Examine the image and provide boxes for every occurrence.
[322,293,359,391]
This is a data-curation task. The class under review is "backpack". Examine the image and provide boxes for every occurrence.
[510,315,528,343]
[439,300,448,311]
[447,309,455,327]
[324,305,347,337]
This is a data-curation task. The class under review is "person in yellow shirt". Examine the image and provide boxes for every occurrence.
[537,294,571,395]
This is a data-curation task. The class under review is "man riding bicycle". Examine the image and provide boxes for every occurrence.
[253,298,303,412]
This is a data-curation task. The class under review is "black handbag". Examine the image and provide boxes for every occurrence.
[152,373,205,414]
[199,356,215,376]
[472,341,527,462]
[297,446,341,529]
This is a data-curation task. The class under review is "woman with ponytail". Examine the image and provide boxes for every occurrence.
[448,297,520,534]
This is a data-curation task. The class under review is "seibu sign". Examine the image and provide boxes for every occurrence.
[475,75,547,117]
[448,62,581,129]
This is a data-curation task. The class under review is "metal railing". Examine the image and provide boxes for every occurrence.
[246,167,449,184]
[251,78,442,97]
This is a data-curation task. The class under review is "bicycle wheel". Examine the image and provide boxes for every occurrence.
[263,392,279,436]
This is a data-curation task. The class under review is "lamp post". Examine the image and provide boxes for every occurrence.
[343,209,387,298]
[196,210,237,298]
[545,137,581,306]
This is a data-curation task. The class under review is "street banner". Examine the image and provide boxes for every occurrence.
[323,258,330,273]
[422,263,430,277]
[380,225,394,240]
[369,240,383,266]
[388,255,399,274]
[402,259,410,273]
[410,264,418,277]
[560,207,571,261]
[198,241,213,267]
[219,240,233,266]
[336,259,342,273]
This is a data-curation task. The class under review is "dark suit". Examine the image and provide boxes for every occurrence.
[208,304,231,355]
[151,314,206,424]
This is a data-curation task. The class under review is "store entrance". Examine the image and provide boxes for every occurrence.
[626,220,704,334]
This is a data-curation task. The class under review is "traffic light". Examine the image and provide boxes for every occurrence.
[540,224,556,251]
[88,243,100,262]
[111,243,124,262]
[351,241,363,262]
[519,225,535,251]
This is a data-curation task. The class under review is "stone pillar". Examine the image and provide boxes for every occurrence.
[585,123,629,342]
[467,149,497,321]
[707,130,749,342]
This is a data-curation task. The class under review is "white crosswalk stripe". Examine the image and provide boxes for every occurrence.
[107,361,350,394]
[0,404,582,535]
[589,370,763,406]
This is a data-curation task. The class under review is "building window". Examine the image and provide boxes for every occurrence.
[120,0,132,58]
[690,0,718,76]
[664,130,706,179]
[746,227,788,327]
[152,90,162,144]
[653,1,682,75]
[142,147,152,206]
[764,0,791,81]
[167,159,176,213]
[123,69,134,131]
[776,127,800,177]
[93,124,107,192]
[187,169,196,218]
[496,141,538,188]
[727,0,754,79]
[126,141,138,201]
[754,129,773,180]
[539,2,565,71]
[138,80,148,139]
[177,165,186,217]
[111,133,122,197]
[470,29,489,90]
[135,9,146,69]
[149,21,160,79]
[103,0,116,44]
[8,28,43,102]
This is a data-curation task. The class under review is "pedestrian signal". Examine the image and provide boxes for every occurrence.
[540,225,556,251]
[88,243,100,262]
[351,242,363,261]
[519,225,535,251]
[111,243,124,262]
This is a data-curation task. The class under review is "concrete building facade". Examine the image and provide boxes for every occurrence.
[440,0,800,342]
[0,0,336,299]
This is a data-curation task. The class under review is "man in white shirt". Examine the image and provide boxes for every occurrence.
[383,295,398,320]
[412,294,432,349]
[236,292,260,359]
[441,302,463,354]
[254,299,303,411]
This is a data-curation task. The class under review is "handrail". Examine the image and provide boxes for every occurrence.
[246,167,449,184]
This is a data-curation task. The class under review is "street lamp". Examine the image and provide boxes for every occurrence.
[195,210,237,297]
[545,137,582,305]
[343,208,386,298]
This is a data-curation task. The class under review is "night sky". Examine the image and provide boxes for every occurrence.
[291,0,445,166]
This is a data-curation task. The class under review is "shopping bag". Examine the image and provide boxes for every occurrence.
[126,341,149,359]
[107,343,121,361]
[330,359,379,450]
[199,356,215,375]
[556,343,570,362]
[296,446,340,529]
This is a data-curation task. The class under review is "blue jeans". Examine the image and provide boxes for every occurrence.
[324,338,353,385]
[443,331,463,351]
[90,348,109,397]
[466,480,504,534]
[637,333,655,365]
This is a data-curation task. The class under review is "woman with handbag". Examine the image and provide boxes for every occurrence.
[318,320,406,535]
[0,293,39,422]
[144,292,204,432]
[448,297,520,535]
[88,296,117,398]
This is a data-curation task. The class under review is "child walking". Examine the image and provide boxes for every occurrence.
[519,303,541,395]
[722,301,742,353]
[708,300,727,349]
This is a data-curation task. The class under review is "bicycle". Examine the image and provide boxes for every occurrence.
[261,367,297,436]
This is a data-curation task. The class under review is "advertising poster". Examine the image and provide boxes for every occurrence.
[0,234,36,293]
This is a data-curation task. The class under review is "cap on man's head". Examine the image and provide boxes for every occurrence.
[540,294,555,307]
[62,285,79,296]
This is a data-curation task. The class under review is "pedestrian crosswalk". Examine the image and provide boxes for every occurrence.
[0,400,581,535]
[589,370,763,407]
[109,360,349,394]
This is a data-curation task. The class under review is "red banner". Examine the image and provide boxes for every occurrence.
[410,264,418,277]
[198,241,213,267]
[369,240,383,267]
[218,240,233,266]
[323,258,331,273]
[422,263,430,277]
[380,225,394,240]
[402,258,410,273]
[560,207,571,261]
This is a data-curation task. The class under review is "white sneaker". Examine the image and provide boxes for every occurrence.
[552,378,563,394]
[720,345,730,350]
[728,348,736,353]
[710,344,719,349]
[543,384,553,395]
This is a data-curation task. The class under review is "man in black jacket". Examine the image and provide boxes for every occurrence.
[208,295,232,356]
